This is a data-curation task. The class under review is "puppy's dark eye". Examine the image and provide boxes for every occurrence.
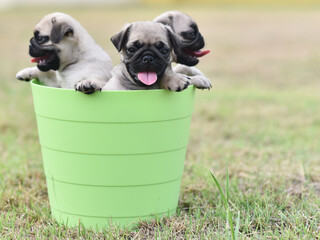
[37,36,43,42]
[127,47,136,54]
[155,41,169,55]
[161,49,169,55]
[181,29,199,40]
[155,42,164,49]
[188,31,197,38]
[36,35,49,44]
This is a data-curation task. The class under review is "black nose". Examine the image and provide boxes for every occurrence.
[142,55,154,64]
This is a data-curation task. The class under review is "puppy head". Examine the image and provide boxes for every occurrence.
[29,12,78,72]
[154,11,209,66]
[111,21,181,87]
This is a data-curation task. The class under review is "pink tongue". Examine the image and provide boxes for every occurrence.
[137,72,157,86]
[193,50,210,58]
[31,58,40,63]
[31,55,47,63]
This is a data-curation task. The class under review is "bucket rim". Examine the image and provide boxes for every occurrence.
[30,79,195,94]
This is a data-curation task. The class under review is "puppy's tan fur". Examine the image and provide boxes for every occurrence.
[154,11,212,89]
[16,12,112,94]
[103,21,190,91]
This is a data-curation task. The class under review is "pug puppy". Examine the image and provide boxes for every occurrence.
[102,21,190,91]
[16,12,112,94]
[154,11,211,90]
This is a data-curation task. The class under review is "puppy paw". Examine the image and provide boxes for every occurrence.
[190,75,212,90]
[75,79,104,94]
[16,68,35,82]
[164,74,191,92]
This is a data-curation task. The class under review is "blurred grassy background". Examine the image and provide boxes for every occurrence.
[0,1,320,238]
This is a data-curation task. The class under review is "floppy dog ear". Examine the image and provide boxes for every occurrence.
[50,20,74,44]
[155,13,174,28]
[166,26,181,56]
[111,24,132,52]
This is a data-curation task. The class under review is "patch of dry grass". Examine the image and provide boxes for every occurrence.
[0,5,320,239]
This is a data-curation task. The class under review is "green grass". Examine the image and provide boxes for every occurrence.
[1,5,320,239]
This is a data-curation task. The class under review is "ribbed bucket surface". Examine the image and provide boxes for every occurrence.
[30,80,195,230]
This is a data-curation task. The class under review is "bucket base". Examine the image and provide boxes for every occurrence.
[52,208,177,230]
[46,176,181,230]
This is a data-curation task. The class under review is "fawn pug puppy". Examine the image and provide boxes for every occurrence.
[16,12,112,94]
[154,11,212,89]
[102,21,190,91]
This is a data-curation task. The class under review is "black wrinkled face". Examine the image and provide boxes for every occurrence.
[176,23,205,66]
[124,40,171,87]
[29,30,60,72]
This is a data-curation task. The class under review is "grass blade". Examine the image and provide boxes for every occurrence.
[226,167,229,203]
[210,172,228,208]
[235,211,241,240]
[228,209,235,240]
[211,170,239,240]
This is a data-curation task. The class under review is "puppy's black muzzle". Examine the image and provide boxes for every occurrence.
[138,51,160,71]
[29,37,57,57]
[142,55,154,64]
[176,33,206,66]
[182,34,205,51]
[29,37,60,72]
[125,49,168,86]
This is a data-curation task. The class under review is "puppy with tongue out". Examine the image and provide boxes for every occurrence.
[154,11,212,90]
[102,21,191,91]
[16,12,113,94]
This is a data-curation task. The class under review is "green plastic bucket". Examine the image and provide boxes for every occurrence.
[30,79,195,230]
